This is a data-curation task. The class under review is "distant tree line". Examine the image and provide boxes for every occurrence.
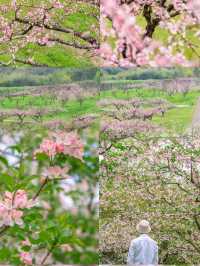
[0,68,99,87]
[101,68,200,81]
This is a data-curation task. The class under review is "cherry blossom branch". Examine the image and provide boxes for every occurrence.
[100,0,200,66]
[179,35,200,59]
[33,175,69,201]
[143,4,160,38]
[0,1,99,67]
[33,177,49,201]
[14,58,49,67]
[48,38,97,50]
[14,7,98,47]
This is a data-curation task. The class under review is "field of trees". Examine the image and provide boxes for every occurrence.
[1,67,200,265]
[99,77,200,264]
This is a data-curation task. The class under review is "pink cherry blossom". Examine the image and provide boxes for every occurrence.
[42,166,70,180]
[20,252,33,265]
[99,43,117,64]
[38,36,50,46]
[35,131,83,160]
[0,190,34,227]
[52,0,64,9]
[0,203,23,227]
[100,0,200,67]
[21,239,31,246]
[154,54,172,67]
[51,131,84,160]
[35,139,57,158]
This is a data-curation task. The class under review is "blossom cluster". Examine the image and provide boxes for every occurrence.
[0,190,34,227]
[20,252,32,265]
[35,131,84,160]
[100,0,200,67]
[101,120,158,140]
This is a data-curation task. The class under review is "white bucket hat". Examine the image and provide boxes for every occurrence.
[136,220,151,234]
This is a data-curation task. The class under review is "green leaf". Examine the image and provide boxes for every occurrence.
[0,173,15,190]
[10,145,21,153]
[0,247,11,261]
[35,152,49,162]
[0,156,9,167]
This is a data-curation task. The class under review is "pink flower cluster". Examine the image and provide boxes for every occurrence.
[42,166,70,180]
[100,0,199,67]
[52,0,64,9]
[20,252,32,265]
[38,36,50,46]
[0,17,13,41]
[35,131,84,160]
[0,190,34,227]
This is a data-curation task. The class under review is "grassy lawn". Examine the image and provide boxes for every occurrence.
[153,107,194,132]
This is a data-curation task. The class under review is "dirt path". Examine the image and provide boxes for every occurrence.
[191,97,200,129]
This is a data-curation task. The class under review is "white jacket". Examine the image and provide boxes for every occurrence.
[127,234,158,265]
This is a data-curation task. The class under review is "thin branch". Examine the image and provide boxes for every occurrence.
[14,58,48,67]
[14,11,98,46]
[41,237,59,265]
[0,226,9,236]
[164,181,192,195]
[33,177,49,201]
[193,214,200,231]
[48,38,97,50]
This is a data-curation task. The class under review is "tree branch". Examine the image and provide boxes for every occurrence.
[0,226,9,236]
[48,38,97,50]
[14,8,98,47]
[193,214,200,231]
[33,177,49,201]
[41,237,59,265]
[143,5,160,38]
[14,58,48,67]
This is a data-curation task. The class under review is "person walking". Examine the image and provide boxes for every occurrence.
[127,220,158,265]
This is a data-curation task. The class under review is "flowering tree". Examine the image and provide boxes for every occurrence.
[100,0,200,67]
[100,131,200,264]
[0,108,65,124]
[99,92,200,264]
[0,0,99,66]
[161,78,192,96]
[98,97,172,124]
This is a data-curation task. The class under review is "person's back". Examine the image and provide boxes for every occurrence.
[127,220,158,265]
